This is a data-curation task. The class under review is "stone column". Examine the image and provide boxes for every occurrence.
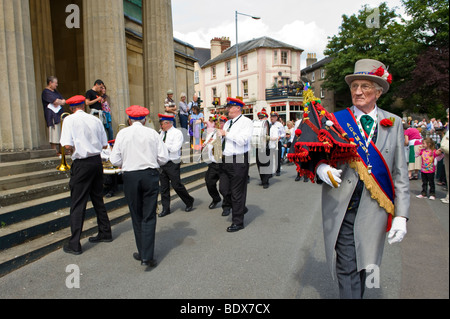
[30,0,56,148]
[83,0,129,130]
[0,0,40,151]
[142,0,176,126]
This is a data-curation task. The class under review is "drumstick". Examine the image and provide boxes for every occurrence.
[327,171,339,188]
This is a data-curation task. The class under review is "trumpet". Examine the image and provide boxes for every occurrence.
[57,113,71,172]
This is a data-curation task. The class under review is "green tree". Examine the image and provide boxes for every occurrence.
[396,0,449,118]
[323,3,406,113]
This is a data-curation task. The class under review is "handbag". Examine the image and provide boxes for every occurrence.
[441,131,449,154]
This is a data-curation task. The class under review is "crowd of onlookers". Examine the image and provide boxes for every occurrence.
[403,111,449,204]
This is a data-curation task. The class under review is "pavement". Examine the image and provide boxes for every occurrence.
[0,163,448,300]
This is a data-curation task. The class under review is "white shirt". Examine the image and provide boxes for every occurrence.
[222,114,253,156]
[109,122,169,172]
[268,124,280,150]
[353,105,378,123]
[60,110,107,160]
[271,121,286,140]
[160,126,184,162]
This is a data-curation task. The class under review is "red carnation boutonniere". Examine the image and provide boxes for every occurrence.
[380,118,394,128]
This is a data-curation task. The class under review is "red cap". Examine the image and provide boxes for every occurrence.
[66,95,86,107]
[226,97,245,107]
[158,113,175,122]
[126,105,149,120]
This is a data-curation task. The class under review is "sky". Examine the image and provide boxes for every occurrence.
[172,0,406,68]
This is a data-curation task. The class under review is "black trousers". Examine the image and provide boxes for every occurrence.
[219,153,249,226]
[123,168,160,261]
[68,155,111,251]
[256,147,273,186]
[276,141,282,173]
[205,162,224,204]
[421,172,436,196]
[160,161,194,211]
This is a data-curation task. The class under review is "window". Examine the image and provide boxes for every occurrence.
[321,68,325,79]
[281,51,288,65]
[242,80,249,97]
[225,61,232,75]
[211,66,216,79]
[241,55,248,71]
[194,71,199,84]
[274,50,278,64]
[212,87,217,98]
[311,72,315,82]
[321,87,325,99]
[226,84,232,97]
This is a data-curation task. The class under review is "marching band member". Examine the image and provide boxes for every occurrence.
[218,98,253,232]
[255,110,279,189]
[159,113,195,217]
[203,115,230,210]
[270,112,285,176]
[109,105,169,269]
[60,95,112,255]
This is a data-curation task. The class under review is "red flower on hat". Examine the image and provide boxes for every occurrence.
[380,118,394,127]
[295,129,302,137]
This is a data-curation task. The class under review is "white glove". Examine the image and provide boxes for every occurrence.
[316,164,342,188]
[388,217,407,245]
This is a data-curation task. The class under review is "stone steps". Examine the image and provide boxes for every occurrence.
[0,150,208,277]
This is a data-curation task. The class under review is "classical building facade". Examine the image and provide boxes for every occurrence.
[195,36,304,122]
[0,0,195,152]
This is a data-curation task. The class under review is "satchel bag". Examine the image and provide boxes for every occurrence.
[441,131,449,154]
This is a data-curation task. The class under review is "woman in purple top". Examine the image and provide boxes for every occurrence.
[41,76,66,155]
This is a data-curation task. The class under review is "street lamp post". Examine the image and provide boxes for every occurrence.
[235,11,260,98]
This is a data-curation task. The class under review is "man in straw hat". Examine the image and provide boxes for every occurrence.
[295,59,410,298]
[110,105,169,269]
[60,95,112,255]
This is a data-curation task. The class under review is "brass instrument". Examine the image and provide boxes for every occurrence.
[57,113,71,172]
[118,124,127,132]
[202,115,223,162]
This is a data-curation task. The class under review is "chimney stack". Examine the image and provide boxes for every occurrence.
[210,37,231,59]
[306,53,317,67]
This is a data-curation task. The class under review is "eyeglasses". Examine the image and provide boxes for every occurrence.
[350,83,375,92]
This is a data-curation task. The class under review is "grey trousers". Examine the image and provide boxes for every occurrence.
[335,204,367,299]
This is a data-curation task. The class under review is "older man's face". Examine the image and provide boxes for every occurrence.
[350,80,382,112]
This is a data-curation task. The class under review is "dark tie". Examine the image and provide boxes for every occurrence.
[222,120,234,151]
[163,131,167,143]
[360,115,374,135]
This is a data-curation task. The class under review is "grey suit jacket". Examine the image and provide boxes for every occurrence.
[321,108,410,277]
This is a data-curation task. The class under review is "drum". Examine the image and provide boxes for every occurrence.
[251,120,269,149]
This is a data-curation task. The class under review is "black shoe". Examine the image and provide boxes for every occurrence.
[209,201,220,209]
[142,259,157,268]
[133,252,141,261]
[105,191,114,198]
[276,172,281,176]
[63,244,82,255]
[185,199,194,212]
[244,207,249,215]
[88,235,113,243]
[227,224,244,232]
[295,175,301,182]
[158,210,171,217]
[222,208,231,216]
[263,184,269,189]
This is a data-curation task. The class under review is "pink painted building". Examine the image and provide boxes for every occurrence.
[195,36,305,122]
